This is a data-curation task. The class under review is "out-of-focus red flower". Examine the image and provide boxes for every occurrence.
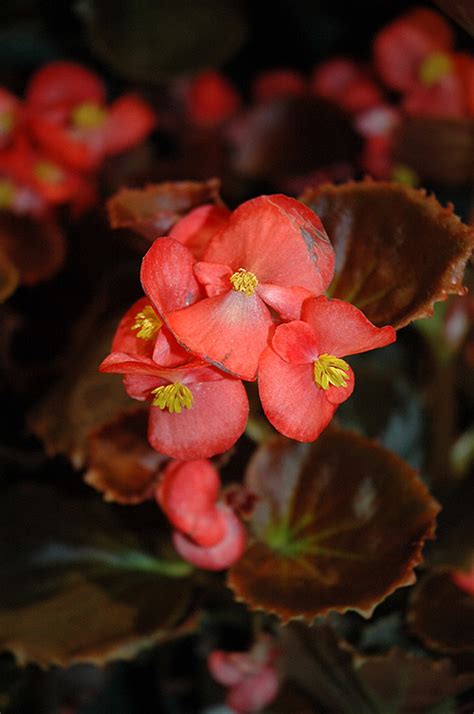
[208,634,280,712]
[0,136,96,215]
[185,70,241,128]
[156,459,227,547]
[0,88,21,150]
[252,69,306,103]
[360,135,394,179]
[26,61,156,171]
[373,7,454,93]
[99,351,249,460]
[169,203,231,260]
[311,58,383,113]
[451,567,474,596]
[355,104,400,138]
[141,196,335,380]
[258,296,396,441]
[173,504,246,570]
[403,52,474,117]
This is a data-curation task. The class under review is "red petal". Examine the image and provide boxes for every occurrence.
[173,505,246,570]
[256,283,314,320]
[258,346,336,441]
[111,297,154,358]
[253,69,306,102]
[193,260,232,297]
[271,320,319,364]
[226,666,279,713]
[301,296,396,357]
[26,61,105,109]
[186,70,240,128]
[148,378,248,460]
[141,237,203,314]
[203,195,335,296]
[152,328,190,367]
[28,116,104,171]
[157,460,226,548]
[104,94,156,156]
[169,204,230,260]
[124,373,165,401]
[99,352,165,377]
[167,291,273,380]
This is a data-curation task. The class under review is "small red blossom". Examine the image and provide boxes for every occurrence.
[311,58,383,113]
[100,350,249,461]
[185,70,241,128]
[208,634,280,713]
[26,61,156,171]
[451,567,474,596]
[142,195,335,380]
[258,296,396,441]
[252,69,306,102]
[373,7,454,93]
[173,504,246,571]
[403,52,474,118]
[156,459,227,547]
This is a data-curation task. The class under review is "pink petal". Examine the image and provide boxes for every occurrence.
[169,204,230,260]
[167,291,273,381]
[148,378,248,460]
[271,320,319,364]
[193,260,232,297]
[141,237,203,315]
[302,296,396,357]
[258,346,336,441]
[257,283,314,320]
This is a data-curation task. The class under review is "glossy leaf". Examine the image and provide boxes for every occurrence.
[301,181,474,328]
[408,569,474,653]
[0,484,196,667]
[81,0,247,81]
[107,178,222,243]
[232,95,362,179]
[393,117,474,186]
[84,407,167,504]
[228,429,439,622]
[0,212,66,286]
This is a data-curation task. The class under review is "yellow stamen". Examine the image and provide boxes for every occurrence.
[419,52,453,86]
[151,382,193,414]
[0,111,14,136]
[230,268,258,296]
[391,164,419,187]
[0,179,15,209]
[313,354,350,390]
[132,305,162,340]
[35,161,63,184]
[71,101,107,129]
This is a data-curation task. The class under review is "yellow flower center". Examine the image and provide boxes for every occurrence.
[0,111,14,136]
[35,161,64,184]
[313,354,350,390]
[230,268,258,296]
[151,382,193,414]
[419,52,453,86]
[132,305,162,340]
[0,179,16,209]
[71,101,107,129]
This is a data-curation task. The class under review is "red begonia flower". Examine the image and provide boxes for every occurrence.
[169,203,231,259]
[100,352,248,460]
[156,459,226,547]
[185,70,241,128]
[258,296,396,441]
[403,53,474,118]
[373,8,454,93]
[0,88,21,150]
[311,58,383,114]
[173,504,246,570]
[26,61,155,171]
[252,69,306,102]
[451,567,474,596]
[0,136,95,213]
[360,135,394,179]
[226,667,279,714]
[142,196,335,380]
[111,296,189,367]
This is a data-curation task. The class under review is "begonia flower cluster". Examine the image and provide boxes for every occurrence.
[0,61,155,219]
[100,194,396,459]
